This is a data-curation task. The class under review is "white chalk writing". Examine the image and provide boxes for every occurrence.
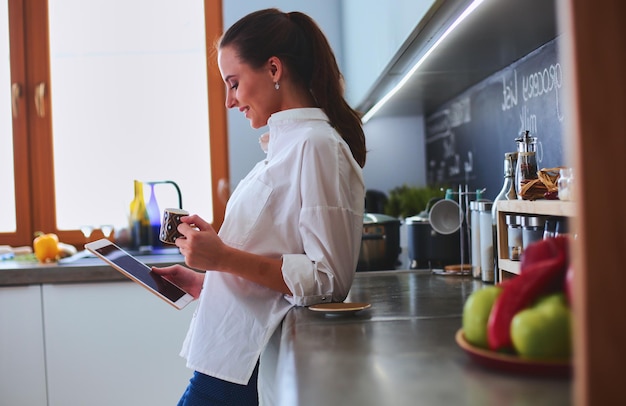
[501,70,518,111]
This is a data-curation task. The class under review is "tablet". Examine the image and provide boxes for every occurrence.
[85,239,194,310]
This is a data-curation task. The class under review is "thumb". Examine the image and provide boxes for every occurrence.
[181,214,212,231]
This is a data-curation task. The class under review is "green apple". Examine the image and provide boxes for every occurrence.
[511,292,572,360]
[463,286,502,348]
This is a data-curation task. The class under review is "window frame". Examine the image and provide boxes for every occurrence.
[2,0,228,248]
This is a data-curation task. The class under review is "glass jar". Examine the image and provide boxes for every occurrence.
[521,215,546,250]
[543,217,557,239]
[505,214,522,260]
[555,217,569,237]
[558,167,575,201]
[514,131,538,200]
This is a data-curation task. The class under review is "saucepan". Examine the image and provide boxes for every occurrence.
[357,213,401,271]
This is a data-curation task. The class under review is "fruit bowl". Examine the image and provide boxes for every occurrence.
[455,329,571,377]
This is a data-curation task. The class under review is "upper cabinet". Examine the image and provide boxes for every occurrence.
[341,0,435,106]
[343,0,559,119]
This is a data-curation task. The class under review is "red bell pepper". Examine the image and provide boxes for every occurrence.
[487,237,569,351]
[520,235,569,273]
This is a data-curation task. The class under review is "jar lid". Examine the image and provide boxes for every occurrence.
[476,201,493,211]
[521,215,547,227]
[505,214,520,225]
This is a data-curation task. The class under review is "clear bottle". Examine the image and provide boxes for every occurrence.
[129,180,151,250]
[514,131,538,199]
[146,183,163,248]
[491,152,517,221]
[491,152,517,280]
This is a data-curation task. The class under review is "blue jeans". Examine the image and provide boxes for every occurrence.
[177,363,259,406]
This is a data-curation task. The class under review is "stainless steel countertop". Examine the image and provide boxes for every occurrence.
[276,269,571,406]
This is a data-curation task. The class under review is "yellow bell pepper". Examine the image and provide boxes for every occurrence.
[33,232,59,263]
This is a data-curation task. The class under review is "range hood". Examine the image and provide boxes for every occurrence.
[357,0,559,121]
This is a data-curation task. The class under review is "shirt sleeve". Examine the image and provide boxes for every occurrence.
[281,206,363,306]
[280,134,364,307]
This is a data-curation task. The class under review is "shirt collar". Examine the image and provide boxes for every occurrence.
[267,108,329,127]
[260,108,330,155]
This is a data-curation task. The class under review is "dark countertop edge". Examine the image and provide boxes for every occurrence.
[0,254,185,287]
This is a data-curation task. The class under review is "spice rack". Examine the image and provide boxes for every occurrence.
[496,200,576,282]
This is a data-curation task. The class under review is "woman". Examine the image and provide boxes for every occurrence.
[153,8,366,405]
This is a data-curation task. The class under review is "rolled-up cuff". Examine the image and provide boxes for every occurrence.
[281,254,333,307]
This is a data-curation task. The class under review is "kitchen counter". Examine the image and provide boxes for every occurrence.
[276,269,571,406]
[0,249,184,286]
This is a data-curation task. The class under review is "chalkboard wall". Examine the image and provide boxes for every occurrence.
[425,36,565,200]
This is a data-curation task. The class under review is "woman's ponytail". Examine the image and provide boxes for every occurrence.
[287,12,366,168]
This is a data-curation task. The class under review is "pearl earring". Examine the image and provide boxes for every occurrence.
[274,82,280,90]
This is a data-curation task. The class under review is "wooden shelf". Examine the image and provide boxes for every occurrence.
[496,200,576,217]
[496,199,576,280]
[498,259,520,275]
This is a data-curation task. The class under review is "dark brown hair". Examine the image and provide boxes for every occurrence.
[219,8,366,168]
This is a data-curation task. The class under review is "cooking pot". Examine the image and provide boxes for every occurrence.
[403,197,464,269]
[357,213,401,271]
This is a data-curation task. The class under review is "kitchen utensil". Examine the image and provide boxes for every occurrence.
[429,199,463,235]
[357,213,401,271]
[405,215,462,269]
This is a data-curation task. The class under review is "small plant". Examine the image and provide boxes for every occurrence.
[384,184,446,219]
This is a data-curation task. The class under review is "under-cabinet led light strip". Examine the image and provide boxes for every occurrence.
[361,0,485,124]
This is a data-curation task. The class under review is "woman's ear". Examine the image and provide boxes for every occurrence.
[267,56,283,82]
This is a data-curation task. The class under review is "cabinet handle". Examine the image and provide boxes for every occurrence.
[35,82,46,118]
[11,83,22,118]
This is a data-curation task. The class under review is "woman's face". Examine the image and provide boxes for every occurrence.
[218,46,280,129]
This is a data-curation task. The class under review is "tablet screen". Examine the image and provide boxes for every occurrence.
[94,244,187,302]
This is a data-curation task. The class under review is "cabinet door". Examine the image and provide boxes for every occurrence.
[0,285,48,406]
[42,281,195,406]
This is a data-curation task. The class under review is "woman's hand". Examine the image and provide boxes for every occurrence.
[175,214,228,271]
[151,264,204,299]
[173,213,291,295]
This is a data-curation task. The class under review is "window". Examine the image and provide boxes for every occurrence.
[1,1,15,233]
[1,0,228,248]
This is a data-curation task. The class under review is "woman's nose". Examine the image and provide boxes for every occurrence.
[225,93,237,109]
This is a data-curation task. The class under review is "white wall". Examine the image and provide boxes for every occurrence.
[222,1,343,189]
[361,115,426,195]
[341,0,434,107]
[221,2,428,197]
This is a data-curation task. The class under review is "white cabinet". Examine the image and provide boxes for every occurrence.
[0,285,48,406]
[42,281,195,406]
[1,281,195,406]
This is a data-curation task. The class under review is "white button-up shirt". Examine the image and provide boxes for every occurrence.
[180,108,365,384]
